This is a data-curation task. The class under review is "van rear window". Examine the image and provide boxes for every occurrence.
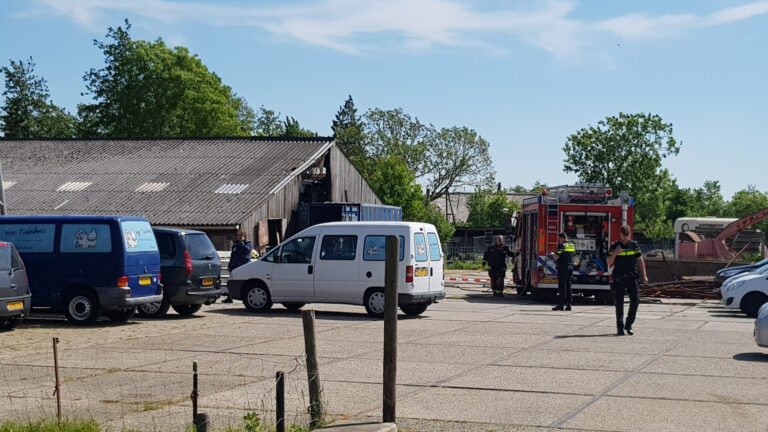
[363,235,404,261]
[120,221,159,253]
[427,233,442,260]
[60,224,112,253]
[186,234,218,260]
[414,233,428,262]
[0,224,55,253]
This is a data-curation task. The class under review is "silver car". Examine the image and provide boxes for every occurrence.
[0,241,32,330]
[755,302,768,348]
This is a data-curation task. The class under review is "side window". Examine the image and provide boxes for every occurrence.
[0,224,56,253]
[427,233,442,261]
[155,233,176,258]
[320,235,358,260]
[60,224,112,253]
[11,247,23,270]
[414,233,428,262]
[279,237,315,264]
[262,247,279,263]
[363,235,405,261]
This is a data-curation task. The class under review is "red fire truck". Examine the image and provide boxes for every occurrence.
[511,184,634,302]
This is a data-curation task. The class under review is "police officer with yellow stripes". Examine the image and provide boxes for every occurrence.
[607,225,648,336]
[552,232,575,311]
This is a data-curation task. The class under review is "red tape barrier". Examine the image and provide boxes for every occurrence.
[446,277,514,283]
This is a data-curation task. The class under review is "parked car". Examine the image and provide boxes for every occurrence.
[721,265,768,317]
[0,241,31,330]
[755,302,768,348]
[0,215,162,325]
[138,228,224,317]
[228,221,446,317]
[716,258,768,285]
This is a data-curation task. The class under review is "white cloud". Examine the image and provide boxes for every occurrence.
[25,0,768,60]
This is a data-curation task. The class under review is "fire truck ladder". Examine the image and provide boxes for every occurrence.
[545,197,560,258]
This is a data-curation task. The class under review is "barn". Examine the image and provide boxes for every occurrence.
[0,137,381,251]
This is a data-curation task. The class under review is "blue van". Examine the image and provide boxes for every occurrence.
[0,215,163,324]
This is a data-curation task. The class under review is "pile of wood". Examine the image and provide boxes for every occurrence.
[640,278,721,299]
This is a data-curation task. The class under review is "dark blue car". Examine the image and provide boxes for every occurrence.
[0,215,162,325]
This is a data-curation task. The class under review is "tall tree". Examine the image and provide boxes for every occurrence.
[466,190,521,228]
[78,20,255,138]
[563,112,680,226]
[1,57,76,138]
[725,186,768,232]
[254,107,284,136]
[283,116,318,138]
[363,108,430,177]
[332,95,366,163]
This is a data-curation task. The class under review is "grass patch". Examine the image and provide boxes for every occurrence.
[445,259,484,270]
[0,419,101,432]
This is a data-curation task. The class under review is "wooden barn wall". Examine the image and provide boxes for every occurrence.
[330,146,382,204]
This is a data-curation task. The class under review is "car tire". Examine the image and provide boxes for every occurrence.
[740,292,768,318]
[172,304,203,316]
[137,294,171,318]
[400,303,429,316]
[282,302,305,312]
[64,290,101,325]
[364,288,386,318]
[0,316,22,331]
[242,282,273,313]
[104,307,136,322]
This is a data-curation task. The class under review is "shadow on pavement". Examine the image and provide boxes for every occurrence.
[733,352,768,362]
[205,306,424,322]
[553,333,617,339]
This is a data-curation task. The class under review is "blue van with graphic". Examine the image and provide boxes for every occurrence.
[0,215,162,324]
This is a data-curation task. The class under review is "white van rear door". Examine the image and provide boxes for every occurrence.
[427,231,444,292]
[412,232,430,294]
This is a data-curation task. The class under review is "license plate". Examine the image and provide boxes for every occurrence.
[202,277,214,286]
[541,279,558,284]
[139,276,151,286]
[415,267,429,277]
[6,301,23,311]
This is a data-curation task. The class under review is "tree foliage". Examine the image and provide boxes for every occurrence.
[466,190,521,228]
[1,57,76,138]
[563,112,680,227]
[725,186,768,232]
[78,20,255,138]
[332,95,366,162]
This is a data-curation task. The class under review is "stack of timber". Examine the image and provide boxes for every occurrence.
[640,277,721,299]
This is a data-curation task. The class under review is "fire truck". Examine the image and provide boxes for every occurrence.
[511,184,634,302]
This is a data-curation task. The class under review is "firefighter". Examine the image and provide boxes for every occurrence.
[607,225,648,336]
[482,235,515,297]
[551,232,575,311]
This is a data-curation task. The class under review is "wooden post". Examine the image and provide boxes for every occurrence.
[302,309,324,428]
[383,235,399,423]
[52,337,61,424]
[192,361,199,420]
[276,371,285,432]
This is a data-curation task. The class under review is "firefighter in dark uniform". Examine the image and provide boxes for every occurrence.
[482,235,515,297]
[552,232,575,311]
[607,225,648,336]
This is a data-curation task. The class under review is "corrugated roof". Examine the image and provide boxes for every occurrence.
[0,138,334,225]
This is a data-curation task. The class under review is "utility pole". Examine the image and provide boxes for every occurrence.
[0,159,7,215]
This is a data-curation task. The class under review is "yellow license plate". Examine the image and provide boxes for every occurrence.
[139,276,151,286]
[7,301,23,311]
[202,277,214,286]
[415,267,429,277]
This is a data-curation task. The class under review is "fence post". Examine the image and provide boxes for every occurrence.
[52,337,61,424]
[302,309,324,428]
[276,371,285,432]
[191,361,210,432]
[383,235,398,423]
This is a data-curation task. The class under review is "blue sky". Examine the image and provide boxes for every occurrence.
[1,0,766,199]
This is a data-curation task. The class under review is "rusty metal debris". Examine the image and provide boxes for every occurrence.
[640,278,720,299]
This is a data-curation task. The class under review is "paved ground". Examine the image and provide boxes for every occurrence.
[1,276,767,432]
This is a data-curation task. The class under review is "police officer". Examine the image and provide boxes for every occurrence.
[607,225,648,336]
[482,235,515,297]
[552,232,575,311]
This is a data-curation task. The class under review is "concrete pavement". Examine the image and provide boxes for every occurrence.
[1,284,766,431]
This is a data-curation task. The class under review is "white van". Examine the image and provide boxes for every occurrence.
[227,222,446,317]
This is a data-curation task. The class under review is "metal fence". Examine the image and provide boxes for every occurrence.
[636,238,675,255]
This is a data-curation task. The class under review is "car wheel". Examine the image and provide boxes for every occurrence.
[400,303,429,316]
[137,294,171,318]
[0,316,22,331]
[282,302,305,312]
[64,290,101,325]
[172,304,203,316]
[740,292,768,318]
[364,289,386,318]
[242,283,273,313]
[104,307,136,322]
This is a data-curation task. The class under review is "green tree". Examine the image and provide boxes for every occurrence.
[78,20,255,138]
[254,107,284,136]
[283,116,317,138]
[466,190,521,228]
[332,95,366,163]
[363,108,430,177]
[1,57,76,138]
[563,112,680,227]
[725,186,768,232]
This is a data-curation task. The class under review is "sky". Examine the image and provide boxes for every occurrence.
[1,0,766,199]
